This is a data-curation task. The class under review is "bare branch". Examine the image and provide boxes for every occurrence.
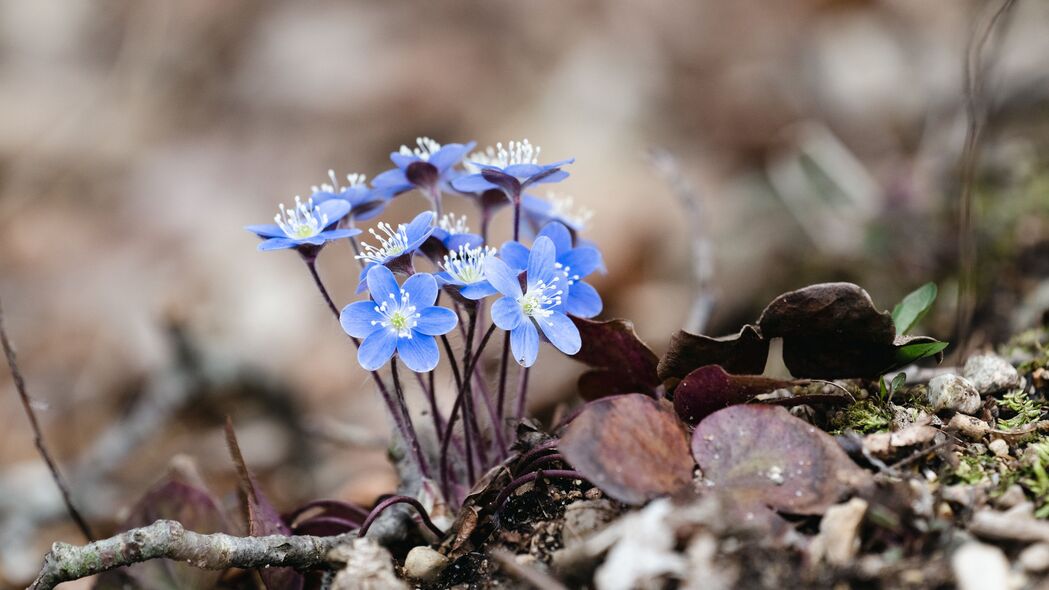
[30,519,357,590]
[0,298,95,541]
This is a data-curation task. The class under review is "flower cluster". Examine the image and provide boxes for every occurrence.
[246,137,599,501]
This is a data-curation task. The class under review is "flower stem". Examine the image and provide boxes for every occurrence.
[357,495,444,538]
[390,357,431,479]
[496,331,511,427]
[515,366,531,420]
[427,185,443,219]
[304,259,429,479]
[511,190,522,242]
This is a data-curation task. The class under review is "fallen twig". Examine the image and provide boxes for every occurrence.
[0,298,95,542]
[29,519,357,590]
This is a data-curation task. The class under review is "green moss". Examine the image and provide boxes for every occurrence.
[1019,440,1049,519]
[1001,327,1049,374]
[997,390,1044,431]
[829,399,892,434]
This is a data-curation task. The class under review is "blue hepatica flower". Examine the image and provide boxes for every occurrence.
[500,222,604,318]
[521,192,594,235]
[340,266,458,372]
[246,196,359,252]
[485,236,582,367]
[451,139,573,195]
[310,171,389,223]
[372,137,476,198]
[435,243,499,301]
[355,211,435,291]
[431,213,483,251]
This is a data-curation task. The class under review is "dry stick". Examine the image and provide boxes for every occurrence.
[0,299,95,542]
[29,520,356,590]
[439,324,498,499]
[305,259,431,479]
[954,0,1018,357]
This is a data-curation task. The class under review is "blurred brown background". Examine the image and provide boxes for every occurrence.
[2,0,1048,585]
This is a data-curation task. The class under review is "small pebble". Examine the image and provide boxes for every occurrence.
[1019,543,1049,573]
[964,354,1021,395]
[948,414,990,440]
[403,546,450,584]
[951,542,1010,590]
[928,374,982,415]
[989,439,1010,458]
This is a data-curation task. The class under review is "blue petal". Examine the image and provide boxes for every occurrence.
[316,199,351,224]
[529,169,569,185]
[372,168,410,188]
[366,265,400,305]
[559,246,603,279]
[358,329,398,371]
[520,194,552,217]
[319,228,362,241]
[503,163,543,178]
[538,222,572,254]
[492,297,525,330]
[546,158,576,168]
[485,256,523,298]
[428,143,471,172]
[527,236,557,286]
[397,333,440,372]
[536,312,581,355]
[246,224,287,238]
[258,238,298,251]
[499,241,531,271]
[510,322,540,367]
[446,233,483,250]
[310,190,340,205]
[390,152,418,169]
[434,271,459,286]
[459,282,498,300]
[414,306,457,336]
[401,272,438,307]
[566,281,603,318]
[452,174,498,193]
[405,211,436,242]
[340,301,384,338]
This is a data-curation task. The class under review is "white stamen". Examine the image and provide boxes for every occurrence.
[311,170,367,194]
[398,137,442,162]
[356,221,412,265]
[442,245,495,285]
[545,192,594,230]
[438,213,470,236]
[466,139,541,173]
[273,196,328,240]
[518,275,563,319]
[373,288,420,338]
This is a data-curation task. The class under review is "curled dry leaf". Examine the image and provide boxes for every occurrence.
[570,317,661,400]
[692,405,871,515]
[659,283,946,383]
[559,394,694,505]
[673,364,795,425]
[225,418,304,590]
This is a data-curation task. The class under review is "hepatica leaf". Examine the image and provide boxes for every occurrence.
[692,405,871,515]
[673,364,795,425]
[570,317,660,399]
[892,282,938,336]
[559,394,694,505]
[893,339,949,365]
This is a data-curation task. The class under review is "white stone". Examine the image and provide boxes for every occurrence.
[403,545,450,584]
[927,374,982,415]
[951,542,1010,590]
[964,354,1021,395]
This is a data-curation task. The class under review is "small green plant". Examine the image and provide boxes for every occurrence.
[878,372,907,404]
[997,390,1043,431]
[892,282,937,336]
[1020,440,1049,519]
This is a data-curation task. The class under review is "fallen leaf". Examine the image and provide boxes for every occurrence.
[692,405,871,515]
[559,394,694,505]
[570,317,661,400]
[659,325,767,382]
[672,365,795,425]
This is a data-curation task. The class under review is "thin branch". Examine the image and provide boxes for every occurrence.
[29,519,356,590]
[0,298,95,541]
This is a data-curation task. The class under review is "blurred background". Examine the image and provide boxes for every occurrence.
[2,0,1048,585]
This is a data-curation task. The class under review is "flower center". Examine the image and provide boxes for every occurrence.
[311,170,367,194]
[438,213,470,236]
[372,290,419,338]
[356,222,411,265]
[518,276,562,319]
[546,192,594,230]
[443,245,495,285]
[468,139,541,171]
[274,196,328,240]
[399,137,442,162]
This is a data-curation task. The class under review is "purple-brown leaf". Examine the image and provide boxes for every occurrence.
[559,394,694,505]
[570,317,660,399]
[658,325,768,382]
[692,405,870,515]
[673,365,795,425]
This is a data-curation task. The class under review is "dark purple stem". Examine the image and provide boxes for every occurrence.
[496,332,512,428]
[390,357,431,479]
[358,495,445,539]
[515,366,531,420]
